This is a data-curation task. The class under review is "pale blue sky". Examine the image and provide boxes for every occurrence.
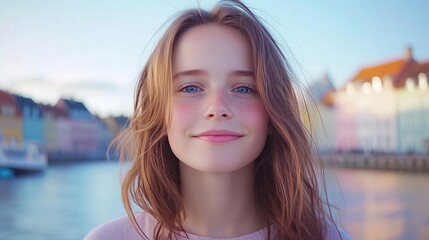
[1,0,428,116]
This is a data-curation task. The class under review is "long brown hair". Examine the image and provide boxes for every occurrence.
[116,1,335,239]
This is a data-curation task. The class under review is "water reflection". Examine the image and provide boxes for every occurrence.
[0,161,125,240]
[1,162,428,240]
[327,168,429,240]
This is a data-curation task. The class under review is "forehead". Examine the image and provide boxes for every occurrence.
[172,24,253,73]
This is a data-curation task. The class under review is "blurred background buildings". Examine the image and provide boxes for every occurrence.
[0,90,127,162]
[303,47,429,155]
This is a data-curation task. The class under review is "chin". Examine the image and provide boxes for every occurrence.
[181,157,255,174]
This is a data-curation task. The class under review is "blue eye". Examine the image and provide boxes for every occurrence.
[180,85,202,92]
[233,85,254,94]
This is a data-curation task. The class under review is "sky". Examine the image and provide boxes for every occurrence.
[1,0,428,117]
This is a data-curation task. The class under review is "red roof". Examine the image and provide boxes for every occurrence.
[352,59,406,81]
[322,91,335,106]
[350,59,416,88]
[39,103,68,118]
[400,61,429,85]
[346,47,429,89]
[0,90,21,116]
[54,106,68,117]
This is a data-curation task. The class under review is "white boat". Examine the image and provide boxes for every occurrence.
[0,143,47,173]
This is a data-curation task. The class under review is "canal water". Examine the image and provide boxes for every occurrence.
[0,161,428,240]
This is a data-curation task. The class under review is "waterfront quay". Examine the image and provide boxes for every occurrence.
[322,153,429,172]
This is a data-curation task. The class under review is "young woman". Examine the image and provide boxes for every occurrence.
[85,1,350,239]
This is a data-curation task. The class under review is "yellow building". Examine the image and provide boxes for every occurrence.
[0,90,22,144]
[299,74,337,153]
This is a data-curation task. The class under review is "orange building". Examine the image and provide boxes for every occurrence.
[103,115,129,139]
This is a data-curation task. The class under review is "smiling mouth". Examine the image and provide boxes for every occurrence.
[193,130,243,143]
[194,135,242,143]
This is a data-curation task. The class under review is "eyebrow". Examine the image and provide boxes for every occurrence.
[173,69,255,79]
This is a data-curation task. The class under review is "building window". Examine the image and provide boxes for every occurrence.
[406,78,415,92]
[32,108,39,118]
[1,104,15,116]
[372,76,382,92]
[23,106,30,117]
[419,73,428,90]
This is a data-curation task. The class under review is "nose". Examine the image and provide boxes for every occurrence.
[204,90,232,120]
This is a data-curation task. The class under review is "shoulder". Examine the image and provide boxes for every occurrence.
[325,222,352,240]
[84,212,156,240]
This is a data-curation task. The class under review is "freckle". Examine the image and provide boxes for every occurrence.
[238,102,260,112]
[179,103,197,111]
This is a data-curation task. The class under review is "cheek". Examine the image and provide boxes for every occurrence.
[170,102,198,128]
[238,102,268,119]
[181,103,197,111]
[238,101,269,130]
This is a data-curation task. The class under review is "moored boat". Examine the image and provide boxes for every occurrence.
[0,143,47,174]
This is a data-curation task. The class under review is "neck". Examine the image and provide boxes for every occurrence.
[179,162,266,238]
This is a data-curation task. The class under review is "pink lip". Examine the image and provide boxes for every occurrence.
[193,130,243,143]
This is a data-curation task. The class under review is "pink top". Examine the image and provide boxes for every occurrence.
[84,212,350,240]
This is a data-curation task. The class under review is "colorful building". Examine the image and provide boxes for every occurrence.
[0,88,128,161]
[0,90,22,144]
[39,103,66,155]
[336,77,397,153]
[53,99,99,160]
[95,116,113,159]
[396,68,429,153]
[103,115,129,139]
[14,95,44,147]
[334,85,358,152]
[334,47,429,154]
[102,115,129,159]
[301,74,336,153]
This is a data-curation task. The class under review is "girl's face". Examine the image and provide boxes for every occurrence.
[168,24,269,173]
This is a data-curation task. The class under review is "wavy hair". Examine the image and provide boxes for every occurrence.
[116,1,336,239]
